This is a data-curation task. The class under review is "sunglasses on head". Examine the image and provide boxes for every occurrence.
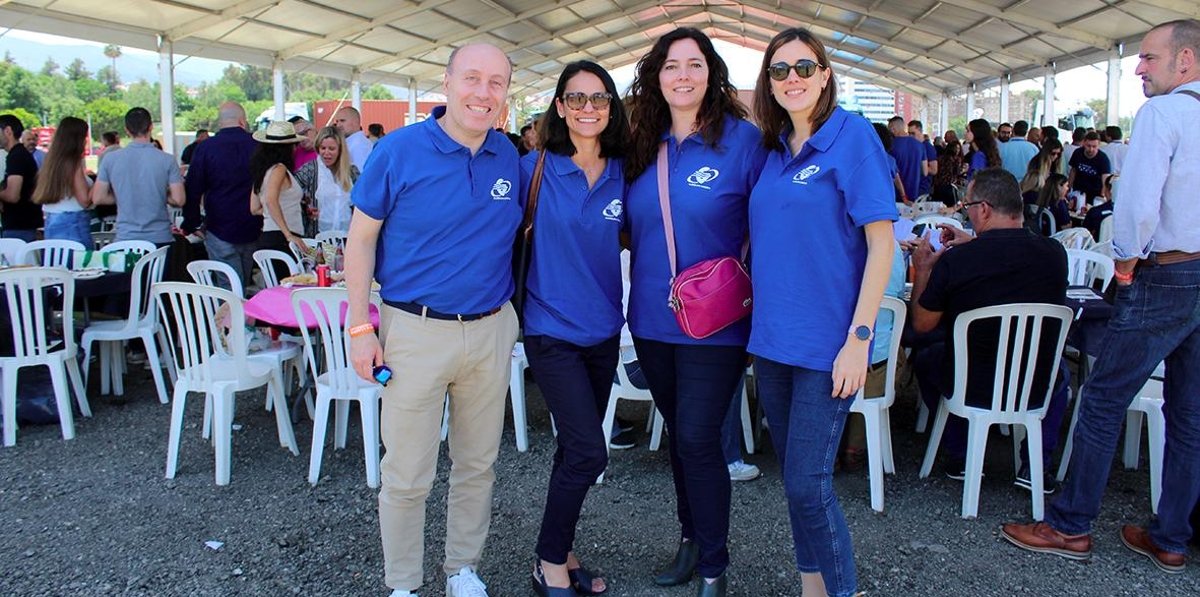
[766,59,826,81]
[562,92,613,110]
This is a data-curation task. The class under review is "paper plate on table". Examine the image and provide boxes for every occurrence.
[72,268,107,280]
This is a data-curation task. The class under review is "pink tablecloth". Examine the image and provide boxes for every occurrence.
[244,286,380,329]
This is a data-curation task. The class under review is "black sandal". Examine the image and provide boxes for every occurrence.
[568,566,607,596]
[532,562,579,597]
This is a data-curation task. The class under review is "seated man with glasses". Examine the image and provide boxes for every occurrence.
[908,168,1071,493]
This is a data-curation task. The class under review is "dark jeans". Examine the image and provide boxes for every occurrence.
[915,341,1070,468]
[1049,260,1200,554]
[524,334,620,565]
[203,232,257,296]
[721,373,746,465]
[632,337,745,578]
[755,357,857,597]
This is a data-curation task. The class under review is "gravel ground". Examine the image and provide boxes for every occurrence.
[1,365,1198,597]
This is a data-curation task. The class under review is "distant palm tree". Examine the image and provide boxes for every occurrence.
[103,44,122,87]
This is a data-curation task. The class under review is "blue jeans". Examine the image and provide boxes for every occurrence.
[632,337,745,578]
[755,356,857,597]
[43,210,93,247]
[1048,259,1200,554]
[203,232,258,295]
[524,334,620,565]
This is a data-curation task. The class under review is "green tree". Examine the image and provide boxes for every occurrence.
[65,58,91,81]
[1086,98,1108,127]
[32,74,85,125]
[0,62,39,113]
[0,108,41,129]
[74,77,111,104]
[122,80,160,119]
[220,64,272,102]
[85,97,132,136]
[98,65,121,93]
[40,58,60,77]
[103,44,122,87]
[948,116,967,136]
[362,84,395,100]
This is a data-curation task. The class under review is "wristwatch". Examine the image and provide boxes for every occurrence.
[849,324,873,341]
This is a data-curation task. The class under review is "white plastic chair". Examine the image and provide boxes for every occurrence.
[81,247,171,403]
[913,200,943,216]
[314,230,349,246]
[1124,376,1165,515]
[0,238,26,266]
[851,296,907,513]
[155,282,298,485]
[1065,249,1114,292]
[914,214,964,230]
[602,351,665,455]
[291,288,383,487]
[17,239,86,268]
[1097,216,1114,244]
[918,303,1073,520]
[510,342,532,452]
[99,240,156,257]
[1,268,90,446]
[252,249,301,288]
[187,259,306,419]
[289,238,321,264]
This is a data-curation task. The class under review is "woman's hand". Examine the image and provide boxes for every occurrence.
[286,234,310,256]
[831,338,870,399]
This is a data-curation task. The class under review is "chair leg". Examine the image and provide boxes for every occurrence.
[740,386,755,455]
[2,364,18,446]
[99,342,112,395]
[649,407,664,451]
[1123,409,1144,470]
[111,342,126,397]
[1144,401,1165,515]
[308,391,332,485]
[510,358,528,453]
[361,393,381,488]
[1057,384,1086,481]
[440,393,450,441]
[961,420,990,520]
[157,329,177,386]
[919,401,949,478]
[597,390,621,485]
[66,356,89,417]
[881,407,896,474]
[213,387,234,485]
[142,331,170,405]
[81,338,95,391]
[202,393,213,440]
[47,361,77,441]
[165,386,189,479]
[862,405,885,513]
[335,400,350,450]
[1011,425,1027,476]
[1026,424,1045,521]
[270,372,299,455]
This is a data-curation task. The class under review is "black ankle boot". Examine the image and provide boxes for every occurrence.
[653,540,698,586]
[695,573,726,597]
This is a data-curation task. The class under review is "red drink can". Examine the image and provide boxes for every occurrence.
[316,265,330,287]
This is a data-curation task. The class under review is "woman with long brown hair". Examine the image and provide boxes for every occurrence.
[623,28,767,597]
[33,117,92,246]
[965,118,1002,181]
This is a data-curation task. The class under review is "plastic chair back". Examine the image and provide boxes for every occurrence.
[253,249,300,288]
[187,259,245,297]
[0,267,77,362]
[289,238,321,264]
[154,282,256,387]
[100,240,156,257]
[913,200,943,215]
[125,247,170,332]
[1052,228,1095,251]
[314,230,349,246]
[948,303,1073,421]
[1065,249,1114,291]
[290,288,379,396]
[914,214,964,230]
[1098,216,1114,244]
[860,296,907,407]
[18,239,87,268]
[0,238,25,266]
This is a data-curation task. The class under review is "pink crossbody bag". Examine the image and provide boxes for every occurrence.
[657,142,753,339]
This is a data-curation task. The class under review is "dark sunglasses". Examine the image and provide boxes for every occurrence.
[766,59,826,81]
[562,92,612,110]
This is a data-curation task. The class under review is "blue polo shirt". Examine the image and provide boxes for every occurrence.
[352,106,521,314]
[748,107,898,370]
[626,116,767,346]
[889,135,925,201]
[521,150,625,346]
[919,139,937,196]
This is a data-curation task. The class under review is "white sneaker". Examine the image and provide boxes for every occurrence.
[728,460,761,482]
[446,566,489,597]
[388,590,417,597]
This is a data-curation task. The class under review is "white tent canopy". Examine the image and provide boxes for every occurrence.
[3,0,1193,149]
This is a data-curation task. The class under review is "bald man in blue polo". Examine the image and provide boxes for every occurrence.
[344,43,521,597]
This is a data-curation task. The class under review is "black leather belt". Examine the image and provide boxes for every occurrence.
[385,300,502,322]
[1146,251,1200,266]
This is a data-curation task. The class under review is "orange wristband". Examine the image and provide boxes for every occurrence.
[348,323,375,338]
[1113,269,1134,283]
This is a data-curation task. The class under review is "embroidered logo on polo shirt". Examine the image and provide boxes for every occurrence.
[791,165,820,184]
[687,167,719,189]
[602,199,623,221]
[491,178,513,200]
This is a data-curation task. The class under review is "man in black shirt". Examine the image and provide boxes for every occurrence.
[0,115,42,242]
[1068,131,1112,202]
[910,168,1071,491]
[180,129,208,165]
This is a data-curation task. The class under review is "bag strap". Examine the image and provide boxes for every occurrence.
[520,150,548,242]
[656,141,678,276]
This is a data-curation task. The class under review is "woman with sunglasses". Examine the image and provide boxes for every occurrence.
[623,28,766,597]
[749,28,895,597]
[1019,138,1064,202]
[521,60,631,597]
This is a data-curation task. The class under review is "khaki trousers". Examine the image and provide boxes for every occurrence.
[377,302,519,591]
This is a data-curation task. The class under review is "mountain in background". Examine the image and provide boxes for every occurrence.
[1,31,227,86]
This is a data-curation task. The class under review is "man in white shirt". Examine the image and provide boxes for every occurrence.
[1099,125,1130,175]
[336,106,373,171]
[1002,18,1200,575]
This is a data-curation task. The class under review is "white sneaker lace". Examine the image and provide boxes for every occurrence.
[447,567,489,597]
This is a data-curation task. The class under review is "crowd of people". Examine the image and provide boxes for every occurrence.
[2,16,1198,597]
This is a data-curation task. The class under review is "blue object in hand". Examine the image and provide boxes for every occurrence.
[372,365,393,387]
